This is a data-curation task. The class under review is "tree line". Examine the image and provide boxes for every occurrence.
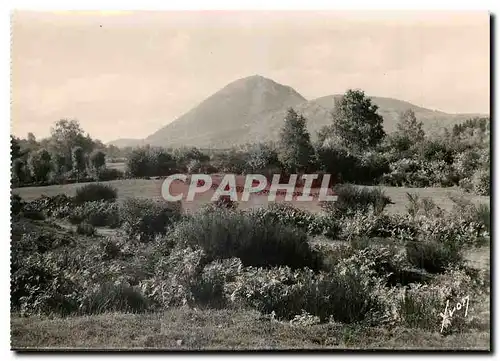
[11,89,490,195]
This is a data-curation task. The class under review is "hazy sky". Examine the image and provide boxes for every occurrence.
[11,11,490,142]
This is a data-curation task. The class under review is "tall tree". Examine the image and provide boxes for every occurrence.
[28,149,52,183]
[331,89,386,152]
[278,108,315,173]
[71,146,86,179]
[49,119,94,169]
[12,158,26,186]
[395,109,425,143]
[10,136,21,161]
[89,150,106,171]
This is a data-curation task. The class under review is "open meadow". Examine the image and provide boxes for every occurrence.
[13,180,490,214]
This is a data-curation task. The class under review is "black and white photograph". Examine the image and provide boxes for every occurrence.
[9,8,491,351]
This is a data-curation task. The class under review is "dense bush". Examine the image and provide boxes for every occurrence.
[79,281,149,314]
[322,184,392,216]
[171,208,320,269]
[339,211,417,242]
[249,203,340,238]
[66,201,120,228]
[95,168,124,182]
[120,198,182,242]
[11,251,81,315]
[397,268,478,332]
[227,264,383,323]
[126,147,177,178]
[405,239,463,273]
[10,194,24,217]
[74,183,117,204]
[76,222,96,236]
[22,194,74,218]
[472,168,490,196]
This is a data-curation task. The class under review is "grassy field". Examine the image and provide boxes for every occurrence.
[13,179,490,214]
[11,305,490,350]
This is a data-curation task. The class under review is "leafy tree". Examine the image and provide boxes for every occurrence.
[126,148,152,177]
[12,158,26,185]
[331,89,386,152]
[150,147,176,176]
[10,136,21,160]
[51,153,68,177]
[89,150,106,170]
[395,109,425,143]
[278,108,315,173]
[49,119,94,169]
[247,142,281,173]
[72,146,86,179]
[27,149,52,183]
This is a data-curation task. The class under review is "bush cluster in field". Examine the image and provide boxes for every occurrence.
[11,182,490,334]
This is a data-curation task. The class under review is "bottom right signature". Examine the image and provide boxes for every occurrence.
[440,295,470,333]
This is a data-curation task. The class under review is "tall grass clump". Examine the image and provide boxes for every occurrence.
[74,183,117,204]
[170,208,320,269]
[120,198,182,242]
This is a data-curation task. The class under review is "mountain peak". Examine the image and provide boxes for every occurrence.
[146,75,306,147]
[138,75,487,149]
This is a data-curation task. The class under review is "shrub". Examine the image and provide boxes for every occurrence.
[96,168,124,181]
[189,258,243,309]
[74,183,117,204]
[139,247,207,308]
[21,210,46,220]
[67,201,120,228]
[405,239,463,273]
[13,231,74,256]
[76,222,96,236]
[398,283,446,330]
[10,194,24,216]
[120,198,182,242]
[79,281,149,314]
[472,168,490,196]
[417,215,486,248]
[316,144,360,183]
[22,194,74,218]
[11,252,81,316]
[171,208,320,269]
[97,238,122,261]
[405,193,443,219]
[398,269,477,332]
[249,203,340,238]
[449,196,490,236]
[323,184,392,216]
[227,265,382,323]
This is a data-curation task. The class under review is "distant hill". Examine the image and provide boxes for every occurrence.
[145,75,306,148]
[107,138,144,148]
[110,75,488,148]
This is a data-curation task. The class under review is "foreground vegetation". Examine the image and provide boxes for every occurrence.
[11,183,491,350]
[12,305,490,350]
